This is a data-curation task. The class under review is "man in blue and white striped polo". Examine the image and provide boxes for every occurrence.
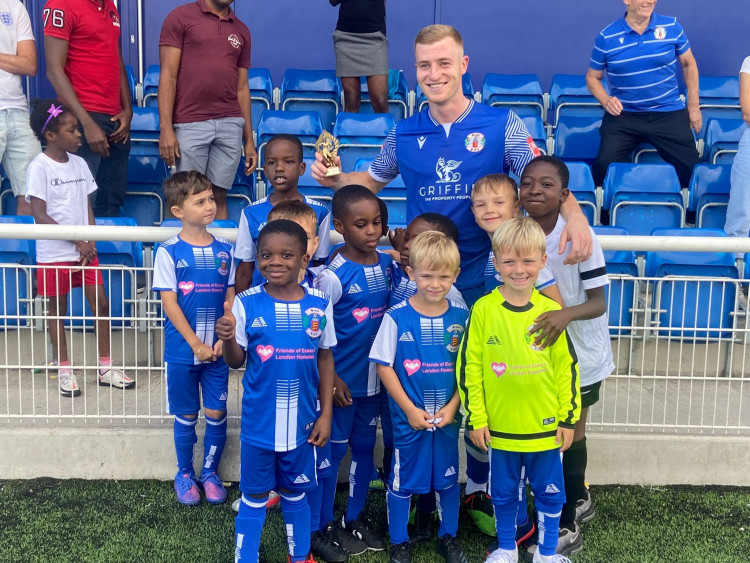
[586,0,702,187]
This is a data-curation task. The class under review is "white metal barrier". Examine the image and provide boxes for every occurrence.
[1,225,750,435]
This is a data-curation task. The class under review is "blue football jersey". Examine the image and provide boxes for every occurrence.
[369,299,469,445]
[316,252,393,398]
[388,262,466,308]
[153,235,235,365]
[235,195,332,286]
[232,285,337,451]
[370,101,539,290]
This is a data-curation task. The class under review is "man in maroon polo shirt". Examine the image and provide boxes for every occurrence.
[44,0,132,217]
[158,0,257,221]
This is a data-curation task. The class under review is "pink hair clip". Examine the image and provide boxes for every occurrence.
[41,103,64,133]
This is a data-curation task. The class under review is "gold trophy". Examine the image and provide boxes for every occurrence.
[315,131,341,176]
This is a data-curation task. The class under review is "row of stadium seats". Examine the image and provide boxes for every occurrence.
[0,215,743,342]
[126,66,742,133]
[0,159,736,234]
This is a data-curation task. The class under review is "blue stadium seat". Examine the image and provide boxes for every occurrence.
[481,74,545,119]
[549,74,606,125]
[280,69,342,130]
[354,158,405,227]
[632,142,668,164]
[227,196,250,226]
[332,112,395,171]
[592,225,638,335]
[604,163,684,235]
[416,73,475,113]
[0,190,17,215]
[567,161,597,224]
[249,68,274,131]
[142,64,160,107]
[127,154,168,193]
[646,227,737,339]
[520,115,548,154]
[0,215,34,327]
[67,218,142,329]
[359,69,410,122]
[688,163,732,229]
[130,107,160,155]
[121,192,163,226]
[698,76,741,138]
[704,118,747,164]
[256,110,323,160]
[553,115,601,164]
[125,64,138,105]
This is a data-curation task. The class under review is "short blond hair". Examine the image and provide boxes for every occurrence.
[408,231,461,273]
[492,217,546,257]
[472,174,518,201]
[414,24,463,49]
[267,200,318,231]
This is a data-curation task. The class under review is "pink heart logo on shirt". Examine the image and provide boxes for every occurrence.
[178,281,194,295]
[403,359,421,376]
[491,362,507,377]
[352,307,370,323]
[256,345,274,362]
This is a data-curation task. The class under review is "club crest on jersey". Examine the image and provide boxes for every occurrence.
[109,11,120,27]
[228,34,242,49]
[465,132,486,153]
[0,12,13,26]
[435,157,462,183]
[303,307,326,338]
[654,27,666,40]
[444,324,465,353]
[216,251,230,275]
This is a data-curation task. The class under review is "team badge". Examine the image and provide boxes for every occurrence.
[228,34,242,49]
[216,251,230,275]
[525,324,543,351]
[654,27,666,40]
[465,132,486,153]
[526,136,542,157]
[444,323,465,353]
[435,157,462,183]
[109,11,120,27]
[0,12,13,26]
[303,307,326,338]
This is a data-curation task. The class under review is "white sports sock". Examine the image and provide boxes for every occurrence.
[465,477,488,496]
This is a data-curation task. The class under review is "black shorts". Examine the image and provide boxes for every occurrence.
[581,381,602,409]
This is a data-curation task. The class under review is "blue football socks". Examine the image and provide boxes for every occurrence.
[345,446,374,522]
[201,413,227,476]
[436,483,460,538]
[281,491,311,562]
[173,414,197,475]
[386,488,411,545]
[235,494,268,563]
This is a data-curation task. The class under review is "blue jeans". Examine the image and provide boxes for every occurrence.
[725,129,750,239]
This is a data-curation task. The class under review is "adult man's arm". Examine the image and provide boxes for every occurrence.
[0,39,36,76]
[311,154,387,193]
[45,36,109,156]
[109,49,133,144]
[158,45,181,167]
[237,67,257,175]
[679,49,702,134]
[586,68,622,116]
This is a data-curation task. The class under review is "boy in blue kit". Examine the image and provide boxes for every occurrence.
[152,171,236,506]
[457,217,580,563]
[216,219,336,563]
[370,231,469,563]
[235,134,331,292]
[519,156,612,561]
[316,185,393,556]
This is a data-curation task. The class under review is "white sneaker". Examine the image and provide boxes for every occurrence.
[486,547,518,562]
[231,497,240,513]
[533,554,572,563]
[59,371,81,397]
[98,368,135,389]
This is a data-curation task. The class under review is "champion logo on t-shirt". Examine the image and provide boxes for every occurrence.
[256,344,274,362]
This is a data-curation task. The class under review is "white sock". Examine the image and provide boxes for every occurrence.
[489,546,518,563]
[465,477,488,496]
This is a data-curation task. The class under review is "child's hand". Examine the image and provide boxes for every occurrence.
[332,375,353,408]
[433,402,459,428]
[215,302,236,342]
[406,408,434,431]
[388,228,405,252]
[212,339,223,358]
[193,343,215,362]
[75,241,97,262]
[556,426,575,452]
[529,309,571,349]
[469,427,491,452]
[308,413,332,447]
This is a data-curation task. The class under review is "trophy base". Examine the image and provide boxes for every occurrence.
[324,166,341,177]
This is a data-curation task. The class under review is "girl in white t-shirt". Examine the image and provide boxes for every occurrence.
[25,99,135,397]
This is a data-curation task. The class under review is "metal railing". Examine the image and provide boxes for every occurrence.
[1,225,750,435]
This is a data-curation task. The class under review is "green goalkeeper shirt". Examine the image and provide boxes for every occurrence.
[457,288,581,452]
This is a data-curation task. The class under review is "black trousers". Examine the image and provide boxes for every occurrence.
[592,109,700,187]
[77,111,132,217]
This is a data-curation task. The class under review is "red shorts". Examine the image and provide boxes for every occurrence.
[36,258,104,297]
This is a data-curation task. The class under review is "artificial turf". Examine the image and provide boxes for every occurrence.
[1,479,749,562]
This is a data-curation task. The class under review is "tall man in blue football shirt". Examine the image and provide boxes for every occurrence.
[586,0,702,187]
[312,23,593,535]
